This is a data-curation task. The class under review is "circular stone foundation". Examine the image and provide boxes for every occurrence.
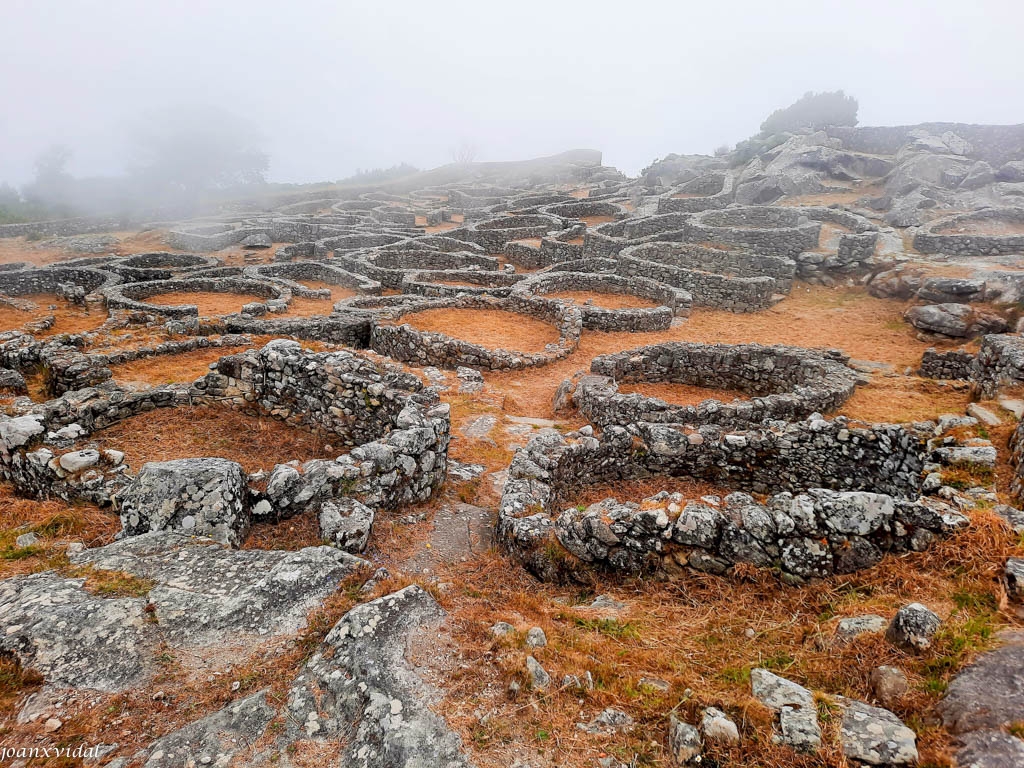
[914,207,1024,255]
[103,277,288,317]
[512,271,688,331]
[369,295,582,370]
[575,342,860,427]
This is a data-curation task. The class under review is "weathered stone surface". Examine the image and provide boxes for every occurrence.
[839,699,918,765]
[956,730,1024,768]
[939,631,1024,734]
[276,585,472,767]
[750,668,821,751]
[526,655,550,690]
[134,691,276,767]
[117,458,250,547]
[836,614,888,641]
[905,303,1007,338]
[0,532,367,692]
[700,706,740,745]
[869,665,908,708]
[318,497,375,553]
[525,626,547,648]
[668,715,702,764]
[886,603,941,652]
[580,707,634,735]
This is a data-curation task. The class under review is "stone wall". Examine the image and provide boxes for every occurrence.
[919,348,976,380]
[369,295,582,371]
[575,342,859,427]
[971,334,1024,398]
[498,416,929,581]
[686,207,821,259]
[913,208,1024,256]
[511,271,687,331]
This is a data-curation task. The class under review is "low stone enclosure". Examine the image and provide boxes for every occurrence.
[510,271,688,331]
[573,342,860,428]
[914,206,1024,255]
[916,334,1024,397]
[102,276,288,317]
[447,213,568,250]
[369,295,583,370]
[618,241,791,311]
[400,268,526,298]
[497,417,967,584]
[244,261,382,297]
[657,172,735,213]
[0,341,450,548]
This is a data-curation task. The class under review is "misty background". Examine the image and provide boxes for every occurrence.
[1,0,1022,218]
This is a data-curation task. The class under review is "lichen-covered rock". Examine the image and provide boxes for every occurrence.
[275,585,473,767]
[580,707,634,735]
[668,715,702,764]
[886,603,941,652]
[0,532,367,692]
[836,614,888,641]
[134,691,276,767]
[0,571,155,691]
[318,497,375,553]
[839,699,918,765]
[750,668,821,751]
[117,458,250,547]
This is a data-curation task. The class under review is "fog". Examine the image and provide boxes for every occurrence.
[2,0,1022,191]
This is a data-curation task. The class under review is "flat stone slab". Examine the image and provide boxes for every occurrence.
[939,630,1024,733]
[0,532,368,692]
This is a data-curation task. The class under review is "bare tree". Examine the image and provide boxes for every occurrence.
[451,140,478,165]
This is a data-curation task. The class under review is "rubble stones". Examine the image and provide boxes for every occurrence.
[838,699,918,766]
[750,668,821,751]
[318,497,376,553]
[668,715,702,764]
[117,458,250,547]
[886,603,941,652]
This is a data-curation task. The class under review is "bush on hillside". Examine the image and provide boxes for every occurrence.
[759,90,858,137]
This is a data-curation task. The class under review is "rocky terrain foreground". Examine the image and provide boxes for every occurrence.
[1,131,1024,766]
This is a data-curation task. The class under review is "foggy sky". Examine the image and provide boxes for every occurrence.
[2,0,1022,186]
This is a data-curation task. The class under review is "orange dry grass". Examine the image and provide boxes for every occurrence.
[544,290,661,310]
[110,346,250,386]
[569,476,734,508]
[486,284,951,419]
[839,378,973,424]
[580,215,617,226]
[394,308,561,352]
[144,291,267,316]
[295,280,358,303]
[617,380,751,406]
[409,504,1021,768]
[0,483,118,580]
[83,406,336,474]
[0,294,108,336]
[937,219,1024,236]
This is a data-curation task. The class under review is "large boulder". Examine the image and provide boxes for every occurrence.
[118,458,250,547]
[905,303,1007,338]
[125,585,473,767]
[939,630,1024,734]
[270,584,473,767]
[134,691,276,768]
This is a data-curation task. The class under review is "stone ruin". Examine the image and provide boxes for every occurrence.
[1,130,1024,766]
